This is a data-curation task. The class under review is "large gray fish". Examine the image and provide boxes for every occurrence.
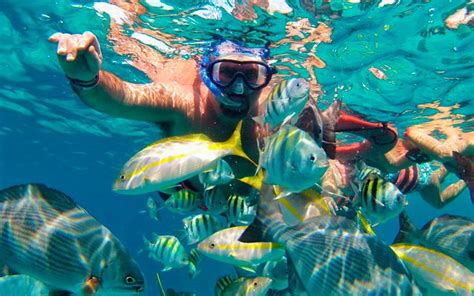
[239,185,421,295]
[0,183,144,295]
[394,212,474,272]
[253,78,310,130]
[294,99,341,159]
[259,125,329,199]
[0,274,49,295]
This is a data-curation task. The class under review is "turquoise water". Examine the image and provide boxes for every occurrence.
[0,0,472,295]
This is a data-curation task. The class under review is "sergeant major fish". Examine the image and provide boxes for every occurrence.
[113,120,253,195]
[253,78,310,130]
[164,189,200,214]
[143,234,188,271]
[259,125,329,199]
[0,183,144,295]
[182,214,226,244]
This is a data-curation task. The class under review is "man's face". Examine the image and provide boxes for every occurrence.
[210,53,269,117]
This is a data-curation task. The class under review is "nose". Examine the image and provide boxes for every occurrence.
[231,76,245,94]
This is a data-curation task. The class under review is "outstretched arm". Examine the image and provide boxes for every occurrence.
[49,31,194,123]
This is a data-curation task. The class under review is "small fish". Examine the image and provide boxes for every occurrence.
[259,125,329,199]
[253,78,310,130]
[113,120,253,195]
[215,275,235,296]
[294,99,341,159]
[204,187,229,215]
[0,184,144,294]
[182,214,226,244]
[139,196,161,221]
[143,234,188,271]
[220,277,273,296]
[165,189,200,214]
[352,175,408,225]
[227,194,257,226]
[198,226,285,267]
[187,248,201,279]
[238,185,420,295]
[368,67,387,80]
[394,212,474,272]
[262,257,289,291]
[198,159,235,191]
[391,244,474,295]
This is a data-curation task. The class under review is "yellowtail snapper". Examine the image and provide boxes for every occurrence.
[199,159,235,191]
[165,189,200,214]
[391,244,474,295]
[182,214,226,244]
[253,78,310,130]
[394,212,474,272]
[113,120,253,195]
[259,125,329,199]
[239,185,421,295]
[198,226,285,267]
[0,184,144,294]
[143,234,188,271]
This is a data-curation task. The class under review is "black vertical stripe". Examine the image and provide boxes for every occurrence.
[405,166,419,193]
[371,178,379,212]
[203,215,209,234]
[363,180,370,207]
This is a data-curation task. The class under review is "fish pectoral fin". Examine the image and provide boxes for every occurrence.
[274,189,292,200]
[162,266,173,272]
[237,265,257,274]
[375,198,385,208]
[281,112,296,127]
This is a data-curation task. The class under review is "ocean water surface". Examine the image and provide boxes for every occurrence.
[0,0,472,295]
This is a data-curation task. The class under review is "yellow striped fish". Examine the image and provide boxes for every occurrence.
[113,120,252,195]
[259,125,328,199]
[219,277,273,296]
[0,184,144,294]
[165,189,200,214]
[182,214,226,244]
[253,78,309,130]
[197,226,285,267]
[143,234,188,271]
[391,244,474,295]
[187,248,201,279]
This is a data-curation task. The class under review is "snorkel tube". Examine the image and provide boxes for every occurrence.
[200,40,270,109]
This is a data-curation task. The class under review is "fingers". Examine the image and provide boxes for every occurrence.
[48,32,63,43]
[86,46,101,74]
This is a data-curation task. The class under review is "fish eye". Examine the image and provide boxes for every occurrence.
[124,275,136,284]
[209,242,216,249]
[253,281,258,287]
[120,175,126,181]
[310,155,316,161]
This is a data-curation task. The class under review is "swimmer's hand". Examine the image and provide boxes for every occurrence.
[48,31,102,82]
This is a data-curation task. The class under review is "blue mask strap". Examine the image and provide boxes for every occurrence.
[200,54,224,98]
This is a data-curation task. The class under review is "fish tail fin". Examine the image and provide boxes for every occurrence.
[238,185,286,243]
[321,99,342,159]
[393,211,417,244]
[225,120,257,166]
[238,171,264,190]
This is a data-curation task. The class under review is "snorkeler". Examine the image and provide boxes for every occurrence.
[48,31,391,195]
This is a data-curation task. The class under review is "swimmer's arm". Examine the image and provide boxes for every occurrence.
[74,70,191,122]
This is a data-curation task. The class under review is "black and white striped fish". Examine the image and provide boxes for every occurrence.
[0,183,144,294]
[199,159,235,191]
[143,234,188,271]
[227,194,256,226]
[187,248,201,279]
[204,187,229,215]
[182,214,226,244]
[353,175,408,225]
[165,189,200,214]
[253,78,310,130]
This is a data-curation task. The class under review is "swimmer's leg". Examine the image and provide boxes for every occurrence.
[405,127,452,161]
[419,179,466,209]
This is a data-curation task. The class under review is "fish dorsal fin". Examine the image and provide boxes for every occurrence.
[393,211,418,244]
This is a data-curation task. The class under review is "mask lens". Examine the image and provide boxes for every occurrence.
[210,60,271,89]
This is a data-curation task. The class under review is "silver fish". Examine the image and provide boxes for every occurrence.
[113,121,252,195]
[198,159,235,191]
[182,214,226,244]
[239,185,421,295]
[0,275,49,295]
[259,125,329,198]
[227,194,256,226]
[0,183,144,294]
[254,78,310,130]
[394,212,474,272]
